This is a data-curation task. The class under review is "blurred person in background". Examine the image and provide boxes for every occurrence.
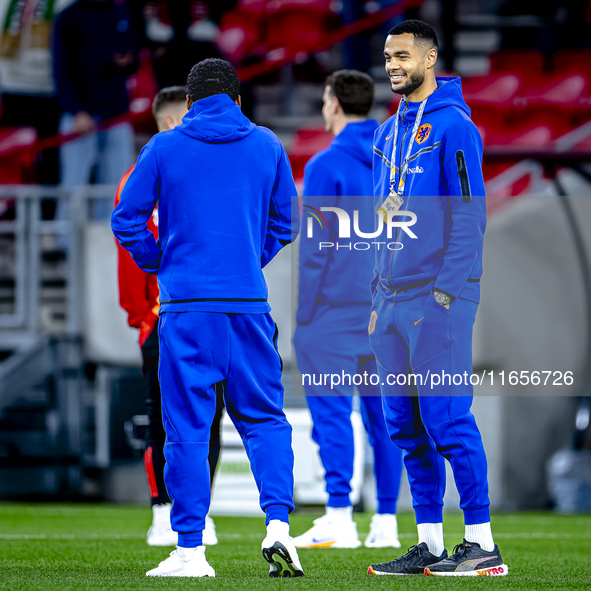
[112,58,303,578]
[129,0,237,89]
[0,0,61,187]
[113,85,222,548]
[368,20,507,577]
[293,69,404,551]
[52,0,139,216]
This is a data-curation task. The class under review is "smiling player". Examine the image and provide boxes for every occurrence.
[367,20,509,577]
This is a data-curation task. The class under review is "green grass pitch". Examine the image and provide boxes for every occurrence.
[1,503,590,590]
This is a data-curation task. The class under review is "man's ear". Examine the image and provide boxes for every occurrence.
[333,96,343,116]
[186,95,193,109]
[426,47,438,70]
[164,114,175,131]
[235,95,242,107]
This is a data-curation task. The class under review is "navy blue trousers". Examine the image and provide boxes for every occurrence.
[369,291,490,525]
[294,305,403,513]
[158,311,294,547]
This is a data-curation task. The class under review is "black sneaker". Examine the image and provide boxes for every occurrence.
[368,543,447,575]
[425,539,508,577]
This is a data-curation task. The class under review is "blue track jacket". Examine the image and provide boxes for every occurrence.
[372,77,486,304]
[297,120,379,324]
[111,94,299,314]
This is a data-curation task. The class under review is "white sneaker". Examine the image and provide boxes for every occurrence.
[364,513,402,548]
[146,546,215,577]
[261,520,304,577]
[146,503,177,547]
[293,513,362,549]
[203,515,218,546]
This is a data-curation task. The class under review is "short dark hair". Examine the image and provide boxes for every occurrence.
[325,70,374,116]
[152,86,188,118]
[387,19,439,50]
[187,58,240,102]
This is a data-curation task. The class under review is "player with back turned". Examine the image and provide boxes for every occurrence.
[367,20,509,577]
[293,70,404,551]
[112,59,303,579]
[113,86,223,548]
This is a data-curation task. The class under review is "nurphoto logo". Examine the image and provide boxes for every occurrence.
[303,204,417,251]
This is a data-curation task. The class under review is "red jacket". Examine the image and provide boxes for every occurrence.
[113,165,159,346]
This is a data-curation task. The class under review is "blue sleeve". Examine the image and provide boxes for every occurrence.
[52,12,84,115]
[296,154,338,324]
[434,118,487,300]
[261,144,299,268]
[111,139,161,273]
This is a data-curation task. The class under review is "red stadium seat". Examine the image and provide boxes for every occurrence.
[237,0,267,12]
[552,49,591,76]
[554,118,591,154]
[0,127,38,183]
[288,127,333,182]
[217,9,264,63]
[462,74,522,112]
[489,49,545,76]
[266,0,334,10]
[127,50,160,133]
[484,110,573,149]
[515,73,590,116]
[264,0,338,55]
[265,12,326,55]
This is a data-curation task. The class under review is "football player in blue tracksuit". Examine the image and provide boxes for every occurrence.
[367,21,508,577]
[293,70,404,550]
[112,59,304,579]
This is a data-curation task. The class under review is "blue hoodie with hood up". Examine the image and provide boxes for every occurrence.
[372,76,486,304]
[111,94,299,314]
[297,119,379,324]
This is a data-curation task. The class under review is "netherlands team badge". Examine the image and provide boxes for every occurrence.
[415,123,432,144]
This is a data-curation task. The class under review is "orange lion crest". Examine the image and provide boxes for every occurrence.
[415,123,432,144]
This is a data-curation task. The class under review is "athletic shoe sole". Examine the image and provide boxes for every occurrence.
[425,564,509,577]
[262,542,304,578]
[146,570,214,577]
[368,566,416,575]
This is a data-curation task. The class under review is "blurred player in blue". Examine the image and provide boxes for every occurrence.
[294,70,404,550]
[367,21,508,577]
[112,58,304,579]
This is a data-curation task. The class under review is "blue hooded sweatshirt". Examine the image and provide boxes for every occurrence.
[297,119,379,324]
[372,76,486,304]
[111,94,299,314]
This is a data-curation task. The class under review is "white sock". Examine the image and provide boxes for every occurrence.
[417,523,444,557]
[267,519,290,535]
[465,522,495,551]
[326,505,353,524]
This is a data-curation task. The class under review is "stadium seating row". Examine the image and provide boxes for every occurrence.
[217,0,340,64]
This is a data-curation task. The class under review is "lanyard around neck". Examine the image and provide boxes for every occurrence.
[389,96,428,196]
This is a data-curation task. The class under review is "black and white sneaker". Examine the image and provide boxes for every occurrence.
[424,539,508,576]
[368,542,447,575]
[261,520,304,578]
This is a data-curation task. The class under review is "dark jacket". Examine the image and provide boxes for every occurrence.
[52,0,139,119]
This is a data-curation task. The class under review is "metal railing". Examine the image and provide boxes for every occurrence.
[0,185,116,346]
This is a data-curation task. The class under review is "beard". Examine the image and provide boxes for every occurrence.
[391,66,426,96]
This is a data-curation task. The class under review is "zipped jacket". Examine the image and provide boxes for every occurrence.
[372,76,486,303]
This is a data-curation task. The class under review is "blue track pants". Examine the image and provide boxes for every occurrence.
[294,305,403,513]
[158,311,294,547]
[369,291,490,525]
